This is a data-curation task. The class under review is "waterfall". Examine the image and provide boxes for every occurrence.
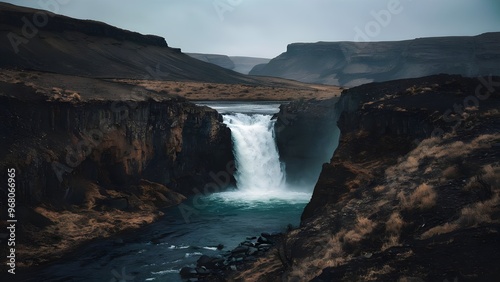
[213,113,309,203]
[223,113,285,192]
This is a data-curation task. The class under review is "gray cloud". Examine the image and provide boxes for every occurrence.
[3,0,500,58]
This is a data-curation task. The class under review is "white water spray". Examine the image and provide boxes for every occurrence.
[224,113,285,191]
[217,113,310,203]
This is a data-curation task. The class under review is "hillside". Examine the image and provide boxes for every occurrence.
[0,3,257,84]
[250,33,500,87]
[235,74,500,281]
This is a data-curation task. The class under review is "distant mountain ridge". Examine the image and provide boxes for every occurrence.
[250,33,500,87]
[187,53,270,74]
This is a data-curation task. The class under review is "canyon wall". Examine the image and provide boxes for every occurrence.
[236,74,500,281]
[0,77,234,207]
[274,98,340,188]
[0,71,235,267]
[250,33,500,87]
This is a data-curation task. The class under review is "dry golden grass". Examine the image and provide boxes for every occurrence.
[381,235,401,251]
[17,206,159,267]
[399,183,437,210]
[386,212,405,234]
[463,177,484,191]
[344,216,377,244]
[374,185,386,193]
[464,164,500,191]
[388,134,500,181]
[113,78,342,101]
[287,230,350,281]
[361,264,395,281]
[421,222,459,239]
[422,164,500,239]
[483,164,500,188]
[442,165,459,180]
[458,200,495,227]
[230,255,283,282]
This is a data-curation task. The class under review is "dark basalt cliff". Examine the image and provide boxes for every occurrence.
[1,97,233,205]
[274,98,340,188]
[235,75,500,281]
[0,70,234,266]
[250,33,500,87]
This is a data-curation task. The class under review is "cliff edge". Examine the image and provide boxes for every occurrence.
[234,74,500,281]
[0,69,234,268]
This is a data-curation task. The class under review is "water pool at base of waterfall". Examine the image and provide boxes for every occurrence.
[23,193,309,282]
[20,102,314,282]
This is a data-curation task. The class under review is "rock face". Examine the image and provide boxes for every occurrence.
[0,3,257,84]
[0,72,234,206]
[274,98,340,188]
[250,33,500,87]
[235,75,500,281]
[0,70,234,267]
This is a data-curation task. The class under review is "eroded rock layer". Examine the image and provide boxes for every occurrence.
[0,70,234,267]
[235,75,500,281]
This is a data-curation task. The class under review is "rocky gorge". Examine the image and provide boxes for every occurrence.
[274,98,340,188]
[233,74,500,281]
[1,2,499,281]
[0,69,234,268]
[0,4,339,277]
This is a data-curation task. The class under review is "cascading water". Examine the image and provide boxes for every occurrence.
[224,113,285,191]
[214,111,311,203]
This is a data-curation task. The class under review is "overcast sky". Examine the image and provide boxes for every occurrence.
[3,0,500,58]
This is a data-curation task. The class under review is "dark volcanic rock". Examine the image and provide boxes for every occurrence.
[183,232,283,281]
[235,75,500,281]
[274,98,340,187]
[0,85,234,206]
[0,72,235,269]
[250,33,500,87]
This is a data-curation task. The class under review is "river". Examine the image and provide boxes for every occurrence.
[21,102,313,282]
